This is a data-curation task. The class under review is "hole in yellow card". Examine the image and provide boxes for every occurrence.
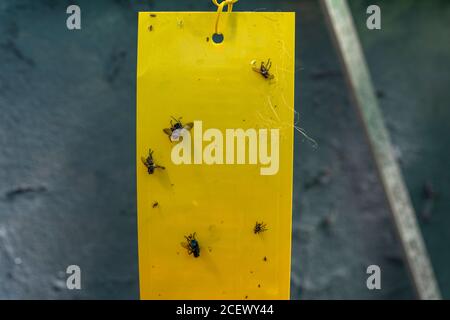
[137,11,295,300]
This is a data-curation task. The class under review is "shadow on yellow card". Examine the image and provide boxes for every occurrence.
[137,11,295,299]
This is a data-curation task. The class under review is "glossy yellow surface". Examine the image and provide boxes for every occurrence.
[137,12,295,299]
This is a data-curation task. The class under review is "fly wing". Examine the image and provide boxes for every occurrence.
[181,242,189,250]
[163,128,173,136]
[184,122,194,130]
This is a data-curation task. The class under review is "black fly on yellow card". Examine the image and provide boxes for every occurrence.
[137,0,295,299]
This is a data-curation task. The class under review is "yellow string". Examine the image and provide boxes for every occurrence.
[213,0,238,35]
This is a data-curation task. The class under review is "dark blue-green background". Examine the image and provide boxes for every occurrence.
[0,0,449,299]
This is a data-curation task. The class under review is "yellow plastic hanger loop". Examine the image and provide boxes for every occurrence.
[212,0,238,35]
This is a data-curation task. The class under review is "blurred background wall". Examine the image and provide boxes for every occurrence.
[0,0,449,299]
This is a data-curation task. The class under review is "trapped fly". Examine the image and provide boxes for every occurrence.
[254,221,268,234]
[252,59,274,80]
[163,116,193,142]
[141,149,165,174]
[181,232,200,258]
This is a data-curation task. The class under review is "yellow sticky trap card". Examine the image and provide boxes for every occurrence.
[137,10,295,300]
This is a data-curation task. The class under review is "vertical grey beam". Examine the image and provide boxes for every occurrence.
[319,0,441,300]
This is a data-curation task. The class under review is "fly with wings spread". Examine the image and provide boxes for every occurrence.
[169,120,280,176]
